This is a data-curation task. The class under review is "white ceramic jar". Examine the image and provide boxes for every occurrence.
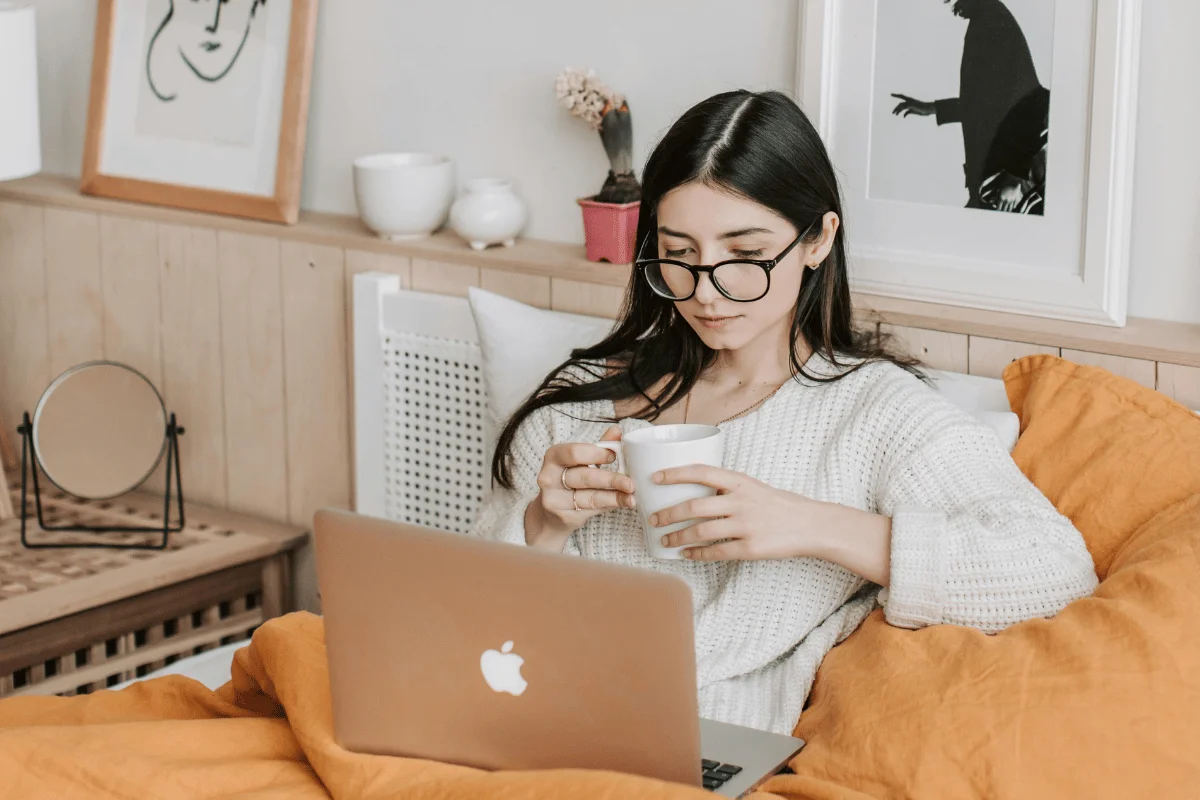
[449,179,528,250]
[353,153,456,240]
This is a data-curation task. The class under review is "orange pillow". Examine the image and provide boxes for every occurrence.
[1005,356,1200,578]
[772,356,1200,800]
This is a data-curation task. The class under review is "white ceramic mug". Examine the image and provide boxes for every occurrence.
[597,424,725,560]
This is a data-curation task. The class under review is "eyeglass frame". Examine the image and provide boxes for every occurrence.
[634,216,823,303]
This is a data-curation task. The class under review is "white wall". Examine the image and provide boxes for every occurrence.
[27,0,1200,325]
[1124,0,1200,326]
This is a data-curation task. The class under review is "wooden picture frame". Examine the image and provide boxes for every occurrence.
[797,0,1142,326]
[81,0,319,224]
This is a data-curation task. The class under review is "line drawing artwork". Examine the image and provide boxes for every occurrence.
[146,0,268,100]
[136,0,271,147]
[873,0,1054,215]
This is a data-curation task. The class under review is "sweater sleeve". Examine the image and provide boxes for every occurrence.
[876,419,1098,633]
[468,407,549,547]
[934,97,961,125]
[467,406,582,556]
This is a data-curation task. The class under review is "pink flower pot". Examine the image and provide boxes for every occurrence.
[577,198,640,264]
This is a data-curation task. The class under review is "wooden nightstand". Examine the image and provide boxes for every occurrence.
[0,480,308,697]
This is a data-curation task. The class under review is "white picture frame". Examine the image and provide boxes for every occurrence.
[797,0,1142,326]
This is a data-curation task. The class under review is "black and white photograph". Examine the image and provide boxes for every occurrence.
[799,0,1140,324]
[871,0,1054,215]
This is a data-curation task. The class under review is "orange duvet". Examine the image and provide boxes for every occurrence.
[0,611,755,799]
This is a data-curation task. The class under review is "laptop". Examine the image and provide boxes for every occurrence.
[314,508,805,797]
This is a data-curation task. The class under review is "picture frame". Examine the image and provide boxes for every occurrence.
[797,0,1142,326]
[81,0,319,224]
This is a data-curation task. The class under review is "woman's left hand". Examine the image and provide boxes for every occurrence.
[648,465,835,561]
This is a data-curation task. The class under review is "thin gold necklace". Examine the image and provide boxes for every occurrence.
[684,379,790,426]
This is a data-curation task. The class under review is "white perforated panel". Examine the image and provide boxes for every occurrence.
[382,332,488,533]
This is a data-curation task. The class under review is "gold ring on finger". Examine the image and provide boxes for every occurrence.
[560,466,571,490]
[572,490,581,512]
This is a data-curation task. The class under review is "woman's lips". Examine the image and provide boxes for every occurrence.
[695,315,740,329]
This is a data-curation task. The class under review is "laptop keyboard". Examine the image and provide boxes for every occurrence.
[701,759,743,791]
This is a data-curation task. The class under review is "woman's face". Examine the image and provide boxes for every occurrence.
[174,0,261,80]
[654,181,837,354]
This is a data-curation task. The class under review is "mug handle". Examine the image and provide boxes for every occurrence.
[595,440,625,474]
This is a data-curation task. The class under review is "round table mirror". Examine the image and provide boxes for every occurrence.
[32,362,168,500]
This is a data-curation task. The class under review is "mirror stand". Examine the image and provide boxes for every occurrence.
[16,411,187,550]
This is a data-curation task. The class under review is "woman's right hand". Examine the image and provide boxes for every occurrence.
[525,426,636,550]
[890,93,936,118]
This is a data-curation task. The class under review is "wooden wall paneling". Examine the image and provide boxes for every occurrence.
[0,470,11,523]
[967,337,1060,379]
[99,214,170,493]
[345,249,410,291]
[550,279,626,319]
[0,419,14,474]
[7,176,1200,366]
[217,232,288,520]
[281,240,351,521]
[479,268,551,308]
[99,215,163,387]
[43,208,103,377]
[0,202,49,446]
[158,224,227,508]
[881,324,968,373]
[1157,363,1200,410]
[1060,349,1157,388]
[857,291,1200,368]
[410,259,479,296]
[281,241,350,612]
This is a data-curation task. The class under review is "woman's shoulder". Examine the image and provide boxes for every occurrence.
[803,351,928,396]
[809,355,980,440]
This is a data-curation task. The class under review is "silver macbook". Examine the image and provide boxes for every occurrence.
[314,508,804,797]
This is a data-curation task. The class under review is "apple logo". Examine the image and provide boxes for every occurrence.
[480,640,528,696]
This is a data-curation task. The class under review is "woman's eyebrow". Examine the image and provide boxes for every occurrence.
[658,226,694,240]
[657,226,774,239]
[718,227,773,239]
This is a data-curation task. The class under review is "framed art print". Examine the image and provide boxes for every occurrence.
[81,0,318,224]
[798,0,1142,325]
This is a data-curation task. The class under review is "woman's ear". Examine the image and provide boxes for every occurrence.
[806,211,841,268]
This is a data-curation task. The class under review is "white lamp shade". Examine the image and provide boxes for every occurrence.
[0,1,40,181]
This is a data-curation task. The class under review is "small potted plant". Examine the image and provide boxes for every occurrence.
[555,67,640,264]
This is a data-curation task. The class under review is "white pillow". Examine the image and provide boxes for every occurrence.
[467,287,612,446]
[926,369,1021,452]
[926,369,1012,413]
[466,288,1020,453]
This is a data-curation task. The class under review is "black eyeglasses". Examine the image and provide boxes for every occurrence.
[634,218,821,303]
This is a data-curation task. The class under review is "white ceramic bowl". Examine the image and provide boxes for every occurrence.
[353,153,456,240]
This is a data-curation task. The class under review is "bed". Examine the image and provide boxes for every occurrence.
[38,274,1200,800]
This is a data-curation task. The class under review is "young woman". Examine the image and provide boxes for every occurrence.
[469,90,1097,734]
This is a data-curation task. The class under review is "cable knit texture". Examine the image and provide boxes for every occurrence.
[468,355,1098,734]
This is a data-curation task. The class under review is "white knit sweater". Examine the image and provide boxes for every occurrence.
[468,355,1098,734]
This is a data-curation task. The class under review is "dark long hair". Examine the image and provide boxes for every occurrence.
[492,90,918,489]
